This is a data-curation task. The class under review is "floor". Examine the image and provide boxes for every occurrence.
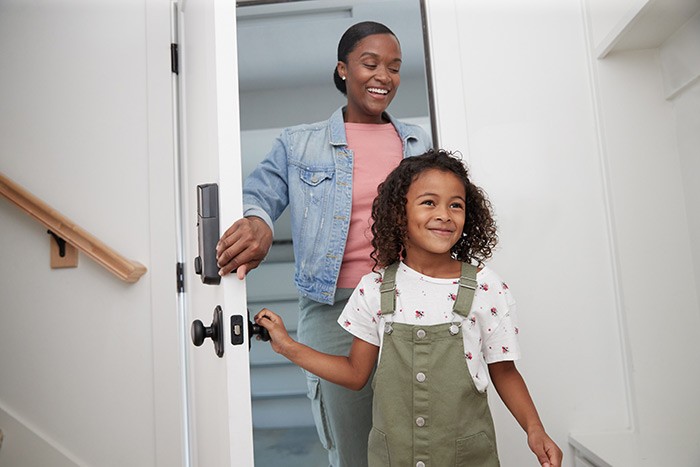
[254,426,328,467]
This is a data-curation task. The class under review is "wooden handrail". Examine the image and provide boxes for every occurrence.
[0,171,147,283]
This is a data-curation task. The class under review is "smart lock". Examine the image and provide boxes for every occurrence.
[194,183,221,285]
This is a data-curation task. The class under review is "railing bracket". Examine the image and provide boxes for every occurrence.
[46,229,78,269]
[47,230,67,257]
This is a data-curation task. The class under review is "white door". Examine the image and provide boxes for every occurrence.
[177,0,254,466]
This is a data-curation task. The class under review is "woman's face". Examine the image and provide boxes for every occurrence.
[337,33,402,124]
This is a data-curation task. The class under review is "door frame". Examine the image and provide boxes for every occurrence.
[175,0,255,465]
[146,0,189,466]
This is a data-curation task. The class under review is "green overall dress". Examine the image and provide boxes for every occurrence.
[367,262,500,467]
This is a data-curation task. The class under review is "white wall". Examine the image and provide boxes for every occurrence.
[661,10,700,313]
[427,0,700,465]
[0,1,184,466]
[575,1,700,465]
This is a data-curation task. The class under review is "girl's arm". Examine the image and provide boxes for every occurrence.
[254,308,379,391]
[488,361,563,467]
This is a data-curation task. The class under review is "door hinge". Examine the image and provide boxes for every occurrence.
[176,262,185,293]
[170,43,179,74]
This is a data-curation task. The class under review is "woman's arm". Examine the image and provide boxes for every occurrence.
[217,135,291,278]
[255,308,379,391]
[488,361,562,467]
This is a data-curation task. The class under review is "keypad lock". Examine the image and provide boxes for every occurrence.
[194,183,221,285]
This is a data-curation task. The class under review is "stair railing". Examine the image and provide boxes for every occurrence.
[0,171,147,283]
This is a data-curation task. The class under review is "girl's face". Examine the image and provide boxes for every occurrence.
[403,169,466,268]
[336,33,401,124]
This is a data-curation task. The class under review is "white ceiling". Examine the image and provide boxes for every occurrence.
[236,0,427,92]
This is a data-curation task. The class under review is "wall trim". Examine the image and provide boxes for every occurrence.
[0,402,85,466]
[581,0,638,433]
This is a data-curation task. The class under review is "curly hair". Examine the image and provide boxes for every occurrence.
[370,149,498,270]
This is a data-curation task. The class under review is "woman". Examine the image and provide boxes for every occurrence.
[216,21,432,467]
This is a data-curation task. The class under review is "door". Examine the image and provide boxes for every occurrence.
[177,0,254,466]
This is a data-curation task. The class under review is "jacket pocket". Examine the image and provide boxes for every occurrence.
[455,432,499,467]
[297,168,334,210]
[299,168,333,187]
[295,168,335,264]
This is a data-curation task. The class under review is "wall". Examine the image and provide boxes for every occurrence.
[426,0,631,465]
[567,0,700,464]
[661,10,700,313]
[0,1,183,466]
[426,0,700,466]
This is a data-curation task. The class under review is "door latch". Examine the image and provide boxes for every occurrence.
[231,311,270,350]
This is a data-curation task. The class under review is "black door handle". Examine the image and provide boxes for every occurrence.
[191,305,224,357]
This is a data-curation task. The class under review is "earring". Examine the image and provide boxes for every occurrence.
[341,76,346,81]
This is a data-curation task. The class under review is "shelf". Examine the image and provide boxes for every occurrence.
[596,0,700,58]
[569,429,700,466]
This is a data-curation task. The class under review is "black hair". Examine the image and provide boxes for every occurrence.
[370,149,499,270]
[333,21,398,95]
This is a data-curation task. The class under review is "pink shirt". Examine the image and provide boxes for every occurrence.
[336,122,403,289]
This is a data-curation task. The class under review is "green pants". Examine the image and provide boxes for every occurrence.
[297,289,373,467]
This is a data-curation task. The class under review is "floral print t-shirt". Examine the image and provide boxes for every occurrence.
[337,261,521,392]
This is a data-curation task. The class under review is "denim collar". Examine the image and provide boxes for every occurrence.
[328,106,420,147]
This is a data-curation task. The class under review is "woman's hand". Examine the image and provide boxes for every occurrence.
[254,308,294,355]
[216,216,273,279]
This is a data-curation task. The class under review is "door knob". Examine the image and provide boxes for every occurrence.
[191,305,224,357]
[250,319,271,343]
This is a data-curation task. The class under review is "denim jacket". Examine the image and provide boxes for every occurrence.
[242,107,432,305]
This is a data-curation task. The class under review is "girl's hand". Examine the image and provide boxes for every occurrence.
[527,426,562,467]
[254,308,294,355]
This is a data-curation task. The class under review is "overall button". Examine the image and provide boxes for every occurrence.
[415,417,425,427]
[416,372,426,383]
[416,462,426,467]
[416,329,426,339]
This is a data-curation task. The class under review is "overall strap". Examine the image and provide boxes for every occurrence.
[453,262,478,318]
[379,262,399,316]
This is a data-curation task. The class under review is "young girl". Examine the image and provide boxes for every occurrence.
[255,149,562,467]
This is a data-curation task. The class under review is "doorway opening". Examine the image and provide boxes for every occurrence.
[235,1,434,464]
